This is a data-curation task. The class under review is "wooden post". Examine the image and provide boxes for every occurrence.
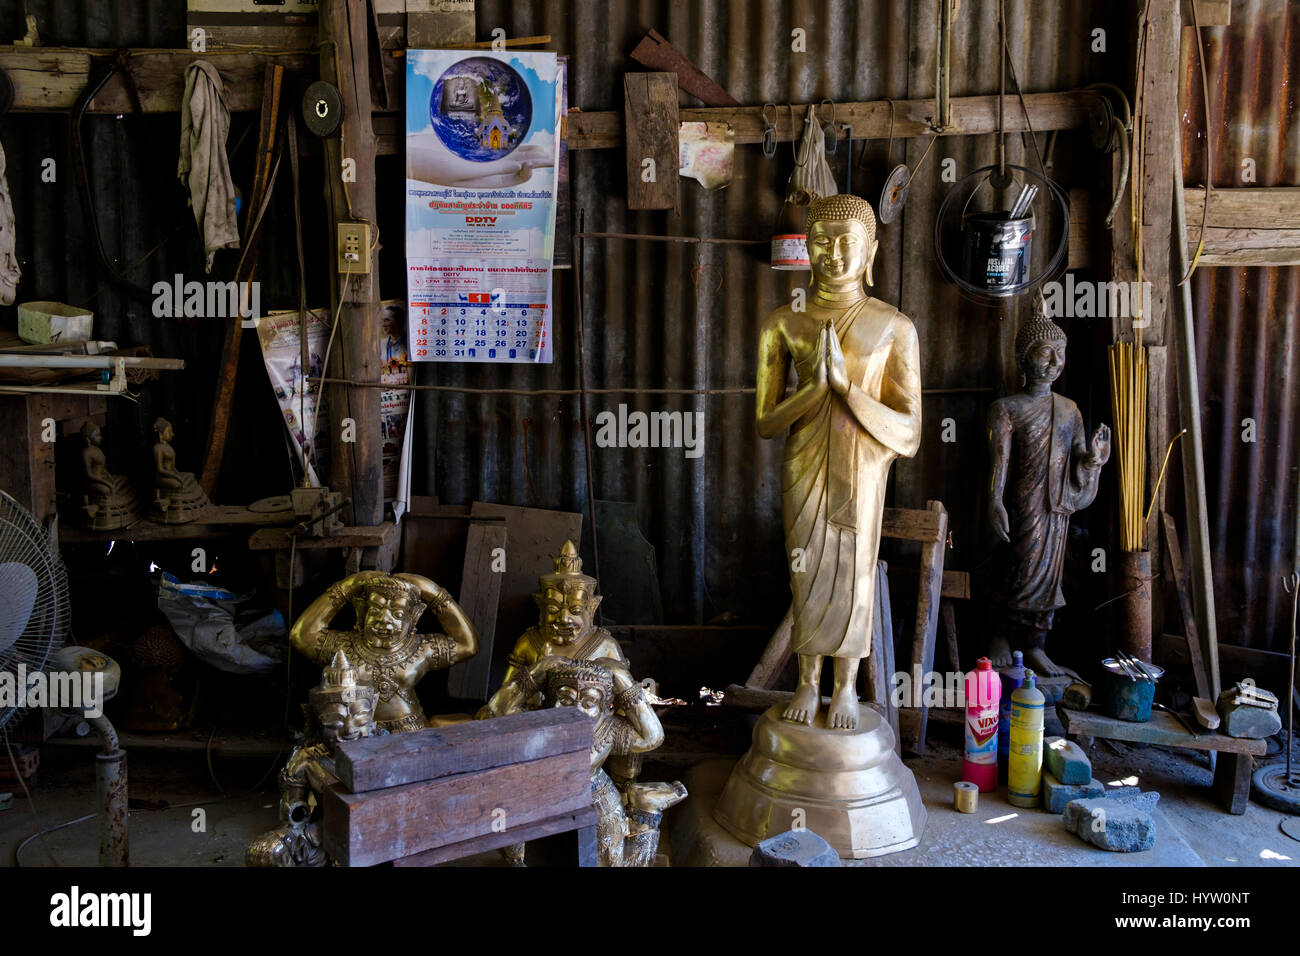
[446,522,507,701]
[320,0,382,526]
[903,500,948,754]
[623,73,679,211]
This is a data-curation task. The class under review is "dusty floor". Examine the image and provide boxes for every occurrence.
[667,733,1300,867]
[2,731,1297,867]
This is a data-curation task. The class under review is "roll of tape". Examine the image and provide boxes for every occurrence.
[954,780,979,814]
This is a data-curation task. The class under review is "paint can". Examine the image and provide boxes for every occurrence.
[953,780,979,813]
[1098,658,1164,722]
[962,212,1033,293]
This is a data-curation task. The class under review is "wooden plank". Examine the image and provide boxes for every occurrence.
[447,522,508,700]
[1212,751,1252,814]
[467,502,582,691]
[1162,511,1212,701]
[902,500,949,755]
[1060,706,1264,755]
[745,605,793,689]
[629,29,740,107]
[334,707,590,793]
[870,560,899,752]
[322,749,591,866]
[623,73,680,211]
[1182,0,1231,26]
[1184,187,1300,266]
[247,521,400,551]
[888,567,970,600]
[566,91,1092,151]
[392,806,598,867]
[881,506,945,543]
[0,47,310,113]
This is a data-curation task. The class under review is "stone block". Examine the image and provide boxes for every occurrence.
[1063,797,1156,852]
[1041,772,1105,813]
[1044,736,1091,784]
[749,829,841,867]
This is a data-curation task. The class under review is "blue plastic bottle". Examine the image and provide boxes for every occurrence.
[998,650,1025,780]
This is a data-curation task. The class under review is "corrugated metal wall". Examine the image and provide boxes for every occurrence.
[421,0,1127,629]
[16,2,1289,658]
[1181,0,1300,652]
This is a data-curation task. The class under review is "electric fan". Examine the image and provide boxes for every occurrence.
[0,490,70,735]
[0,490,128,865]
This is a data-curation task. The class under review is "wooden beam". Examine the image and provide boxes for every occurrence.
[0,47,310,113]
[334,708,591,793]
[1182,0,1231,27]
[566,91,1092,151]
[1184,187,1300,266]
[623,72,680,211]
[902,500,948,755]
[321,0,383,527]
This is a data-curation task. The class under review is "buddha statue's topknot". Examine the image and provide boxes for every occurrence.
[807,194,877,241]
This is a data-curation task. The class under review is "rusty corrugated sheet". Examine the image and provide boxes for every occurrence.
[420,0,1127,626]
[1180,0,1300,651]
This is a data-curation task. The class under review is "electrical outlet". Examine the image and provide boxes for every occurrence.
[337,222,371,274]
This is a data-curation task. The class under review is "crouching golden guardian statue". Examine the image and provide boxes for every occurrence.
[714,194,928,859]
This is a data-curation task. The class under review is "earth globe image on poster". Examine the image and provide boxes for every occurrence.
[429,56,532,162]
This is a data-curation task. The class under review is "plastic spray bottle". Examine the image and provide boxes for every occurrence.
[1007,669,1045,808]
[962,657,1001,792]
[997,650,1026,780]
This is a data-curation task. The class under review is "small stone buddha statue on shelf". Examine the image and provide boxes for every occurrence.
[289,570,478,734]
[80,422,139,530]
[247,650,378,867]
[150,417,211,524]
[540,658,686,867]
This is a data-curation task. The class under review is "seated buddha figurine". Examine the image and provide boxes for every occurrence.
[247,650,378,867]
[289,570,478,734]
[80,422,139,530]
[150,417,211,524]
[541,658,687,867]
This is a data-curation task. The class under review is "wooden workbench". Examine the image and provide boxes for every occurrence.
[1059,705,1266,814]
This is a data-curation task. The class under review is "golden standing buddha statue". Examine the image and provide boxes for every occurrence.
[714,194,927,858]
[289,570,478,734]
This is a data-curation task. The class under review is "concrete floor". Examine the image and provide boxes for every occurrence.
[2,735,1297,867]
[666,736,1300,867]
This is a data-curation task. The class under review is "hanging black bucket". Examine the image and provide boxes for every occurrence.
[961,212,1033,293]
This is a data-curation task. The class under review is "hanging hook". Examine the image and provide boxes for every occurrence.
[761,102,778,158]
[820,98,837,155]
[790,104,810,167]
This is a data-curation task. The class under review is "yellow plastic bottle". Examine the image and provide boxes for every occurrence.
[1007,670,1045,808]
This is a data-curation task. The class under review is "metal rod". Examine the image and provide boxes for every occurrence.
[573,208,602,608]
[89,714,127,867]
[0,355,184,369]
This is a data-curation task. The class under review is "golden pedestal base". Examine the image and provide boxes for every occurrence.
[713,703,926,859]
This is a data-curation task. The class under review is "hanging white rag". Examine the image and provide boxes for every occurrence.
[178,61,240,273]
[0,141,21,305]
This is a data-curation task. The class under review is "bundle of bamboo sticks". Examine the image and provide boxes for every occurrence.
[1108,341,1148,552]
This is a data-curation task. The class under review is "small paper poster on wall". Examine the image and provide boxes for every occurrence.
[405,49,561,363]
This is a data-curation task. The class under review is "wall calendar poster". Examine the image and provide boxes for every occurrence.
[405,49,560,363]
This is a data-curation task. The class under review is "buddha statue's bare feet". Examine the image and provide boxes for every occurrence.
[783,680,819,725]
[1024,647,1077,679]
[827,685,859,730]
[989,636,1013,668]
